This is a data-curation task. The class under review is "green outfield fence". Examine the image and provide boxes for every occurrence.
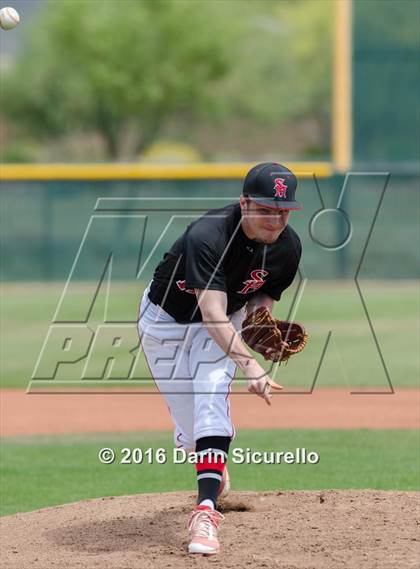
[0,163,418,282]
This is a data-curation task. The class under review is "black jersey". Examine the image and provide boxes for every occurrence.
[148,202,301,323]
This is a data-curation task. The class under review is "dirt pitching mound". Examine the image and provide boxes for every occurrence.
[1,491,419,569]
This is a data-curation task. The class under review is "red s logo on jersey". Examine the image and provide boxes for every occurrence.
[274,178,287,198]
[176,280,196,295]
[237,269,269,294]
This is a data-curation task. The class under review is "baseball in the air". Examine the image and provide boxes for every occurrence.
[0,6,20,30]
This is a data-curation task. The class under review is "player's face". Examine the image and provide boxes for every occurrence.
[240,197,290,244]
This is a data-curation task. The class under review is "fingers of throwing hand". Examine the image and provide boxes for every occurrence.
[248,380,273,405]
[262,382,272,405]
[266,378,283,391]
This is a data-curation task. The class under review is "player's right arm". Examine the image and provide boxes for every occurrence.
[195,288,282,405]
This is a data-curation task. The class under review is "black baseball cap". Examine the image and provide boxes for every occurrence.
[242,162,302,210]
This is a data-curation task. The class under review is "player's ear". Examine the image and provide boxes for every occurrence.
[239,195,248,213]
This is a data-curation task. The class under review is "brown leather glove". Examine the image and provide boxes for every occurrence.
[241,306,308,363]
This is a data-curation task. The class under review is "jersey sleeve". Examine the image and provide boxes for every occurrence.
[260,237,302,301]
[184,228,226,291]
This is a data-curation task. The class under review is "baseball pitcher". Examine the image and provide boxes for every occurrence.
[138,162,307,555]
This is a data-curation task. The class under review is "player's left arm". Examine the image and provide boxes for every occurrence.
[245,293,274,316]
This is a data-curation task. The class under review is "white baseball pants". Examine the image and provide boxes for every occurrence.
[138,285,246,452]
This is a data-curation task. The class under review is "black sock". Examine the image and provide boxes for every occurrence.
[195,436,231,507]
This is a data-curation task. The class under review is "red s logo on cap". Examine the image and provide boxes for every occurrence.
[274,178,287,198]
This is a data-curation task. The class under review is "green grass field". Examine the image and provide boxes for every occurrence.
[1,429,419,516]
[1,281,418,390]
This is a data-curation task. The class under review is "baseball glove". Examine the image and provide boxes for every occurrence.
[241,306,308,363]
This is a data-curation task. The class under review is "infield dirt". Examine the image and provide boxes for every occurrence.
[1,490,419,569]
[3,387,419,436]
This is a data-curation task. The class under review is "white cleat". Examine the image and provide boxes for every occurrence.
[188,505,224,555]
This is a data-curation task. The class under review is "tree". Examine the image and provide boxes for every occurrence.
[1,0,239,158]
[216,0,332,142]
[1,0,333,160]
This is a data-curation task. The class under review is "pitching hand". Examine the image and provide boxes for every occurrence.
[247,374,283,406]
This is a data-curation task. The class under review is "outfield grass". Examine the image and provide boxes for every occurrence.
[1,281,418,389]
[1,429,419,516]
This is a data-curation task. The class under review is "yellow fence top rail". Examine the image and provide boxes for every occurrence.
[0,162,333,181]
